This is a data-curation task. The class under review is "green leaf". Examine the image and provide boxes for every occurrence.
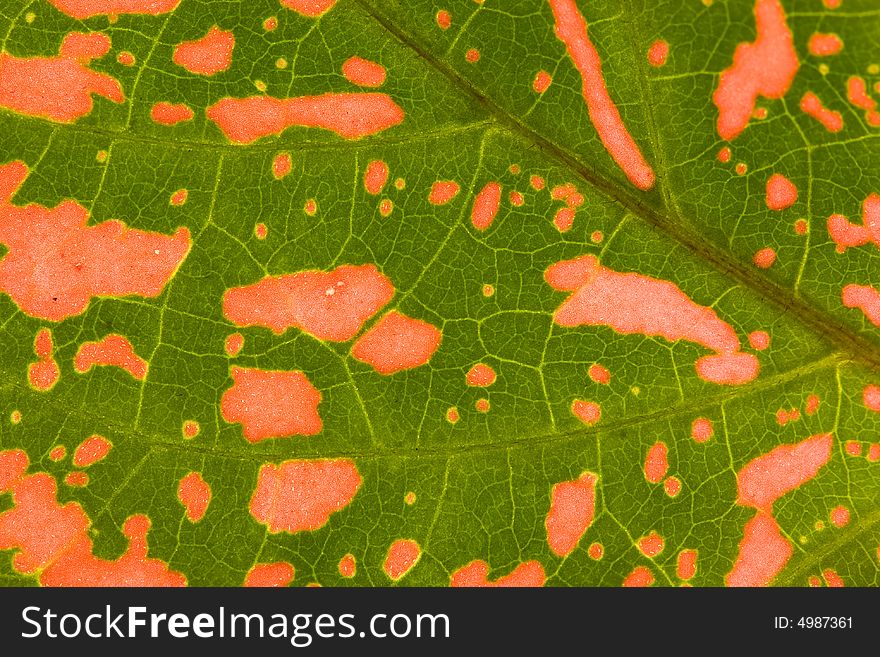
[1,0,879,587]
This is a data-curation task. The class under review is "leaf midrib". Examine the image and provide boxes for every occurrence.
[354,0,880,375]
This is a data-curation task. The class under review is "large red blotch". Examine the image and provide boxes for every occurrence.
[223,264,394,341]
[249,459,362,533]
[713,0,799,140]
[726,512,792,587]
[280,0,337,17]
[0,450,185,586]
[545,472,597,557]
[173,26,235,77]
[46,0,180,19]
[548,0,655,190]
[206,94,404,143]
[843,284,880,327]
[450,560,546,587]
[736,433,833,512]
[28,328,60,391]
[544,255,759,385]
[827,193,880,253]
[177,472,211,523]
[74,334,148,380]
[0,161,191,321]
[0,32,124,123]
[220,366,322,442]
[351,311,442,375]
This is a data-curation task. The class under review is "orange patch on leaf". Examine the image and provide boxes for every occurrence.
[341,56,386,87]
[46,0,180,19]
[822,569,844,587]
[177,472,211,523]
[225,332,244,357]
[691,417,714,443]
[748,331,770,351]
[0,32,124,122]
[280,0,337,17]
[0,161,190,321]
[549,0,654,189]
[471,181,502,231]
[647,40,669,67]
[736,433,832,513]
[843,285,880,327]
[664,476,682,497]
[829,505,850,528]
[364,160,389,195]
[622,566,654,587]
[827,194,880,253]
[74,334,148,380]
[351,311,442,375]
[753,247,777,269]
[713,0,799,141]
[64,471,89,487]
[545,255,758,385]
[808,33,843,57]
[644,442,668,484]
[249,459,362,533]
[72,435,111,468]
[244,562,295,587]
[206,94,404,143]
[150,102,194,126]
[428,180,460,205]
[223,264,394,340]
[571,399,600,425]
[532,70,552,93]
[182,420,200,439]
[450,560,545,587]
[28,329,60,392]
[173,26,234,76]
[677,549,698,580]
[766,174,798,211]
[49,446,67,462]
[221,366,322,441]
[726,511,792,586]
[273,153,292,179]
[587,363,610,384]
[436,10,451,29]
[338,553,356,578]
[637,531,665,558]
[545,472,597,557]
[466,363,496,387]
[383,539,421,581]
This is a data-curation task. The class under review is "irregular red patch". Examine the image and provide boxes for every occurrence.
[843,284,880,327]
[173,26,234,76]
[0,452,185,586]
[74,334,148,380]
[571,399,600,425]
[827,193,880,253]
[65,471,89,487]
[0,161,190,321]
[244,562,295,587]
[545,472,597,557]
[726,511,792,586]
[548,0,655,190]
[638,531,664,558]
[383,539,421,581]
[46,0,180,19]
[428,181,460,205]
[273,153,292,179]
[342,56,386,87]
[0,32,123,123]
[221,366,322,441]
[808,33,843,57]
[466,363,496,387]
[805,394,820,415]
[471,181,502,231]
[822,569,844,587]
[644,442,668,484]
[647,40,669,67]
[150,102,194,126]
[545,255,759,385]
[713,0,799,141]
[280,0,337,17]
[766,174,798,211]
[364,160,389,195]
[450,560,546,587]
[249,459,362,533]
[351,311,442,375]
[177,472,211,523]
[72,435,111,468]
[736,433,833,513]
[622,566,654,587]
[223,264,394,340]
[677,549,698,580]
[206,94,404,143]
[28,329,60,392]
[338,553,356,578]
[225,333,244,357]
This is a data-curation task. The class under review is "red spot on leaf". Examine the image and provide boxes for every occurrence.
[223,264,394,340]
[280,0,337,17]
[827,194,880,253]
[249,459,361,533]
[428,180,460,205]
[753,247,777,269]
[664,476,682,497]
[28,329,60,392]
[73,435,111,468]
[351,311,442,374]
[638,531,664,558]
[471,181,502,231]
[450,560,545,587]
[151,102,194,126]
[766,174,798,211]
[244,562,295,587]
[726,511,792,586]
[338,553,356,578]
[830,505,850,528]
[843,284,880,327]
[713,0,799,141]
[808,33,843,57]
[182,420,200,439]
[588,542,603,560]
[206,94,404,143]
[225,333,244,357]
[466,363,496,387]
[384,539,421,581]
[822,569,844,587]
[677,549,698,580]
[532,70,552,93]
[342,57,386,88]
[49,446,67,462]
[117,51,135,66]
[748,330,770,350]
[571,399,600,425]
[647,40,669,67]
[178,472,211,523]
[644,442,668,484]
[173,26,234,76]
[545,472,597,557]
[465,48,480,63]
[221,367,322,441]
[549,0,655,189]
[622,566,654,587]
[475,398,490,413]
[273,153,292,179]
[587,363,610,385]
[364,160,389,195]
[75,334,148,380]
[0,32,123,123]
[436,10,451,29]
[64,471,89,487]
[46,0,180,19]
[691,417,714,443]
